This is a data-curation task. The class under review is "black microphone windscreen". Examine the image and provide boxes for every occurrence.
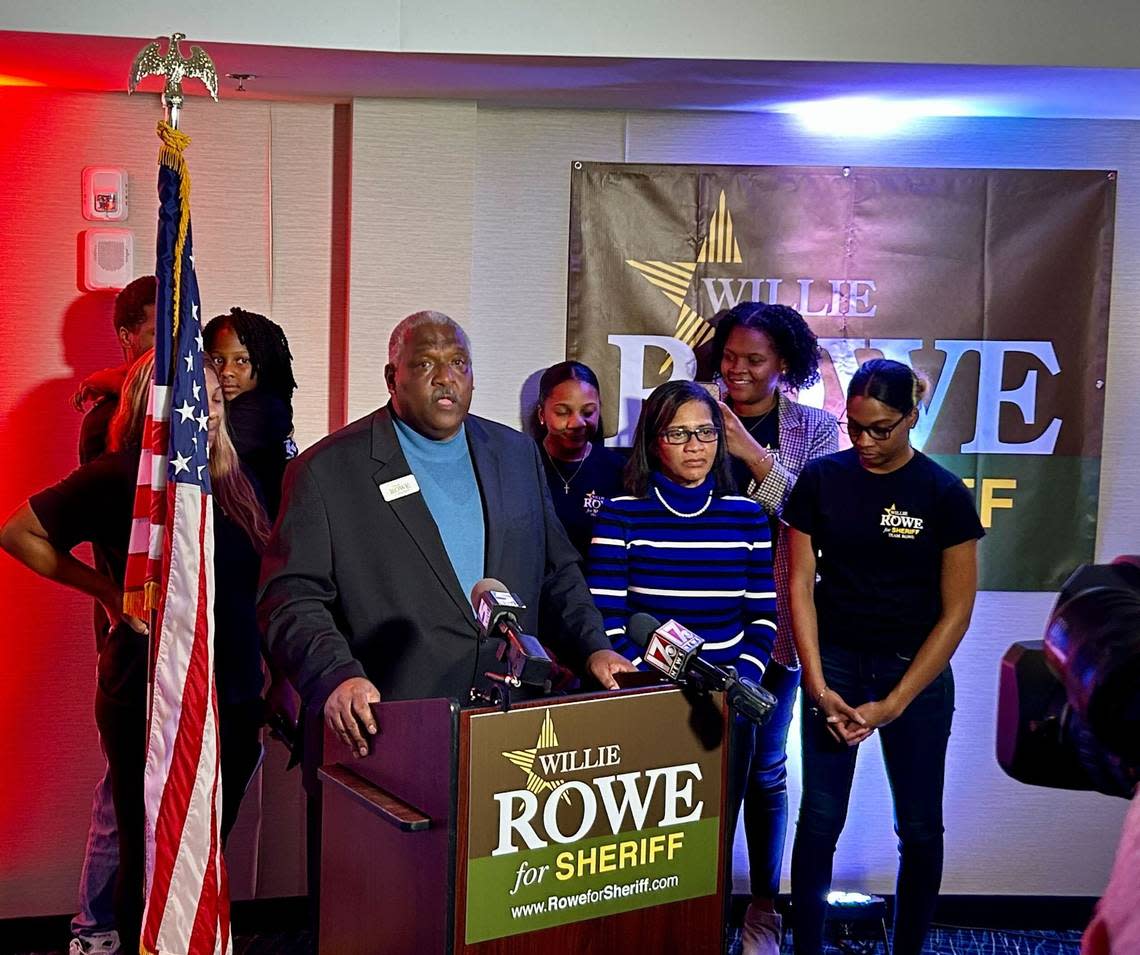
[626,613,662,649]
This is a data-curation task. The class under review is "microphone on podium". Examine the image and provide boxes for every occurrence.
[626,613,776,725]
[470,578,553,691]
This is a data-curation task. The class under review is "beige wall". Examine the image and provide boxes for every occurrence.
[345,99,476,420]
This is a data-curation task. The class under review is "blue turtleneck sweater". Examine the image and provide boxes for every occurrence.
[392,415,485,609]
[586,472,776,683]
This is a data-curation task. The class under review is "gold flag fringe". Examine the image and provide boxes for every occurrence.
[124,581,160,619]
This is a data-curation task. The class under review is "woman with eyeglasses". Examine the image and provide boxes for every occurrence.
[587,379,775,676]
[711,301,838,955]
[782,358,984,955]
[586,381,776,907]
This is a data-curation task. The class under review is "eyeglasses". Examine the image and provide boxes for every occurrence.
[839,413,908,442]
[659,426,720,445]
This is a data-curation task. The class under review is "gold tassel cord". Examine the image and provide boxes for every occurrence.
[123,124,194,620]
[156,121,192,341]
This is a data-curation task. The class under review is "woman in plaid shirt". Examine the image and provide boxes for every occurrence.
[711,302,839,955]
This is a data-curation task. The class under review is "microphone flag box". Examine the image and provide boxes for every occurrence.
[477,590,524,632]
[643,619,703,681]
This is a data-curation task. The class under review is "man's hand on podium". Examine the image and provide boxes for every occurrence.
[586,649,637,690]
[325,677,381,757]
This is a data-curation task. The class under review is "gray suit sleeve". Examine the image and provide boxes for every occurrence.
[257,456,366,710]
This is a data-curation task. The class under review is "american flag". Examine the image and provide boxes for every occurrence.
[125,121,230,955]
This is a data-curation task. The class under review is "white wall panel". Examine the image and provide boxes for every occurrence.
[347,99,476,421]
[469,108,626,426]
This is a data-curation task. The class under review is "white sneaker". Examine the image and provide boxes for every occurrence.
[741,903,782,955]
[69,930,121,955]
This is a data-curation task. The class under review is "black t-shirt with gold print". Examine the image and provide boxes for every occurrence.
[783,448,984,654]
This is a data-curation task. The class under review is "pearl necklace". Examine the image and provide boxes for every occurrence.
[654,485,713,518]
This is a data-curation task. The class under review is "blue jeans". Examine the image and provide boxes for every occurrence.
[725,661,800,899]
[71,763,119,938]
[790,643,954,955]
[744,660,799,899]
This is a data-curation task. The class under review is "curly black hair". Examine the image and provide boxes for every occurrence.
[203,307,298,405]
[709,301,822,391]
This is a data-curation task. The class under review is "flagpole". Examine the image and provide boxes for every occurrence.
[125,29,220,769]
[125,33,224,955]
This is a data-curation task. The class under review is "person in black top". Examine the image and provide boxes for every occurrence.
[530,361,624,561]
[783,358,984,955]
[709,302,839,955]
[204,307,298,518]
[0,352,271,955]
[65,275,158,954]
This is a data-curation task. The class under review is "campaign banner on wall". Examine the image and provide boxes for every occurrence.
[463,690,723,943]
[567,163,1115,591]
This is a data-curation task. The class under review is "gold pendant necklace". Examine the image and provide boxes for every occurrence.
[741,398,777,435]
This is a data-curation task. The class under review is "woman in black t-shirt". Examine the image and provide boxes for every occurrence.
[783,359,984,955]
[0,353,271,954]
[530,361,624,561]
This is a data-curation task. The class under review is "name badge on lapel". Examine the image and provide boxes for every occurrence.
[378,474,420,502]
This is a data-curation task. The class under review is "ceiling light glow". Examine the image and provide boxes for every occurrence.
[777,96,975,136]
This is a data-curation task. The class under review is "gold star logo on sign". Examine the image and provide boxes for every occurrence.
[625,190,745,371]
[501,709,571,802]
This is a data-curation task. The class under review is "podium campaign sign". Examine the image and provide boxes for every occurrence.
[463,689,724,943]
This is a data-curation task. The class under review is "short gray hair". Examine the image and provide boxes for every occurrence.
[387,310,472,367]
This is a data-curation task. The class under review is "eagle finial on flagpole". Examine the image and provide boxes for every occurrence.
[128,32,219,128]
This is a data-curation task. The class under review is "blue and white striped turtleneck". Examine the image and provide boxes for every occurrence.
[586,471,776,683]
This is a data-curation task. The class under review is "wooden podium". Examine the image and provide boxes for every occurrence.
[318,685,729,954]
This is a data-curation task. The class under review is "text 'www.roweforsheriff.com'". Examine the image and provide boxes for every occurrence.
[509,875,681,919]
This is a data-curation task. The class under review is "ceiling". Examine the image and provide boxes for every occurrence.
[4,30,1140,121]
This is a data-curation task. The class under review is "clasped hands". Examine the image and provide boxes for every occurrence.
[816,687,902,746]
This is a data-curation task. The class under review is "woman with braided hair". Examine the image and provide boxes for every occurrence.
[205,307,298,517]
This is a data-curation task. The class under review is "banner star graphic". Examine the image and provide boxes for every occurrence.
[624,189,746,371]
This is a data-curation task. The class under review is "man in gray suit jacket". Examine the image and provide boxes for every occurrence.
[258,310,632,759]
